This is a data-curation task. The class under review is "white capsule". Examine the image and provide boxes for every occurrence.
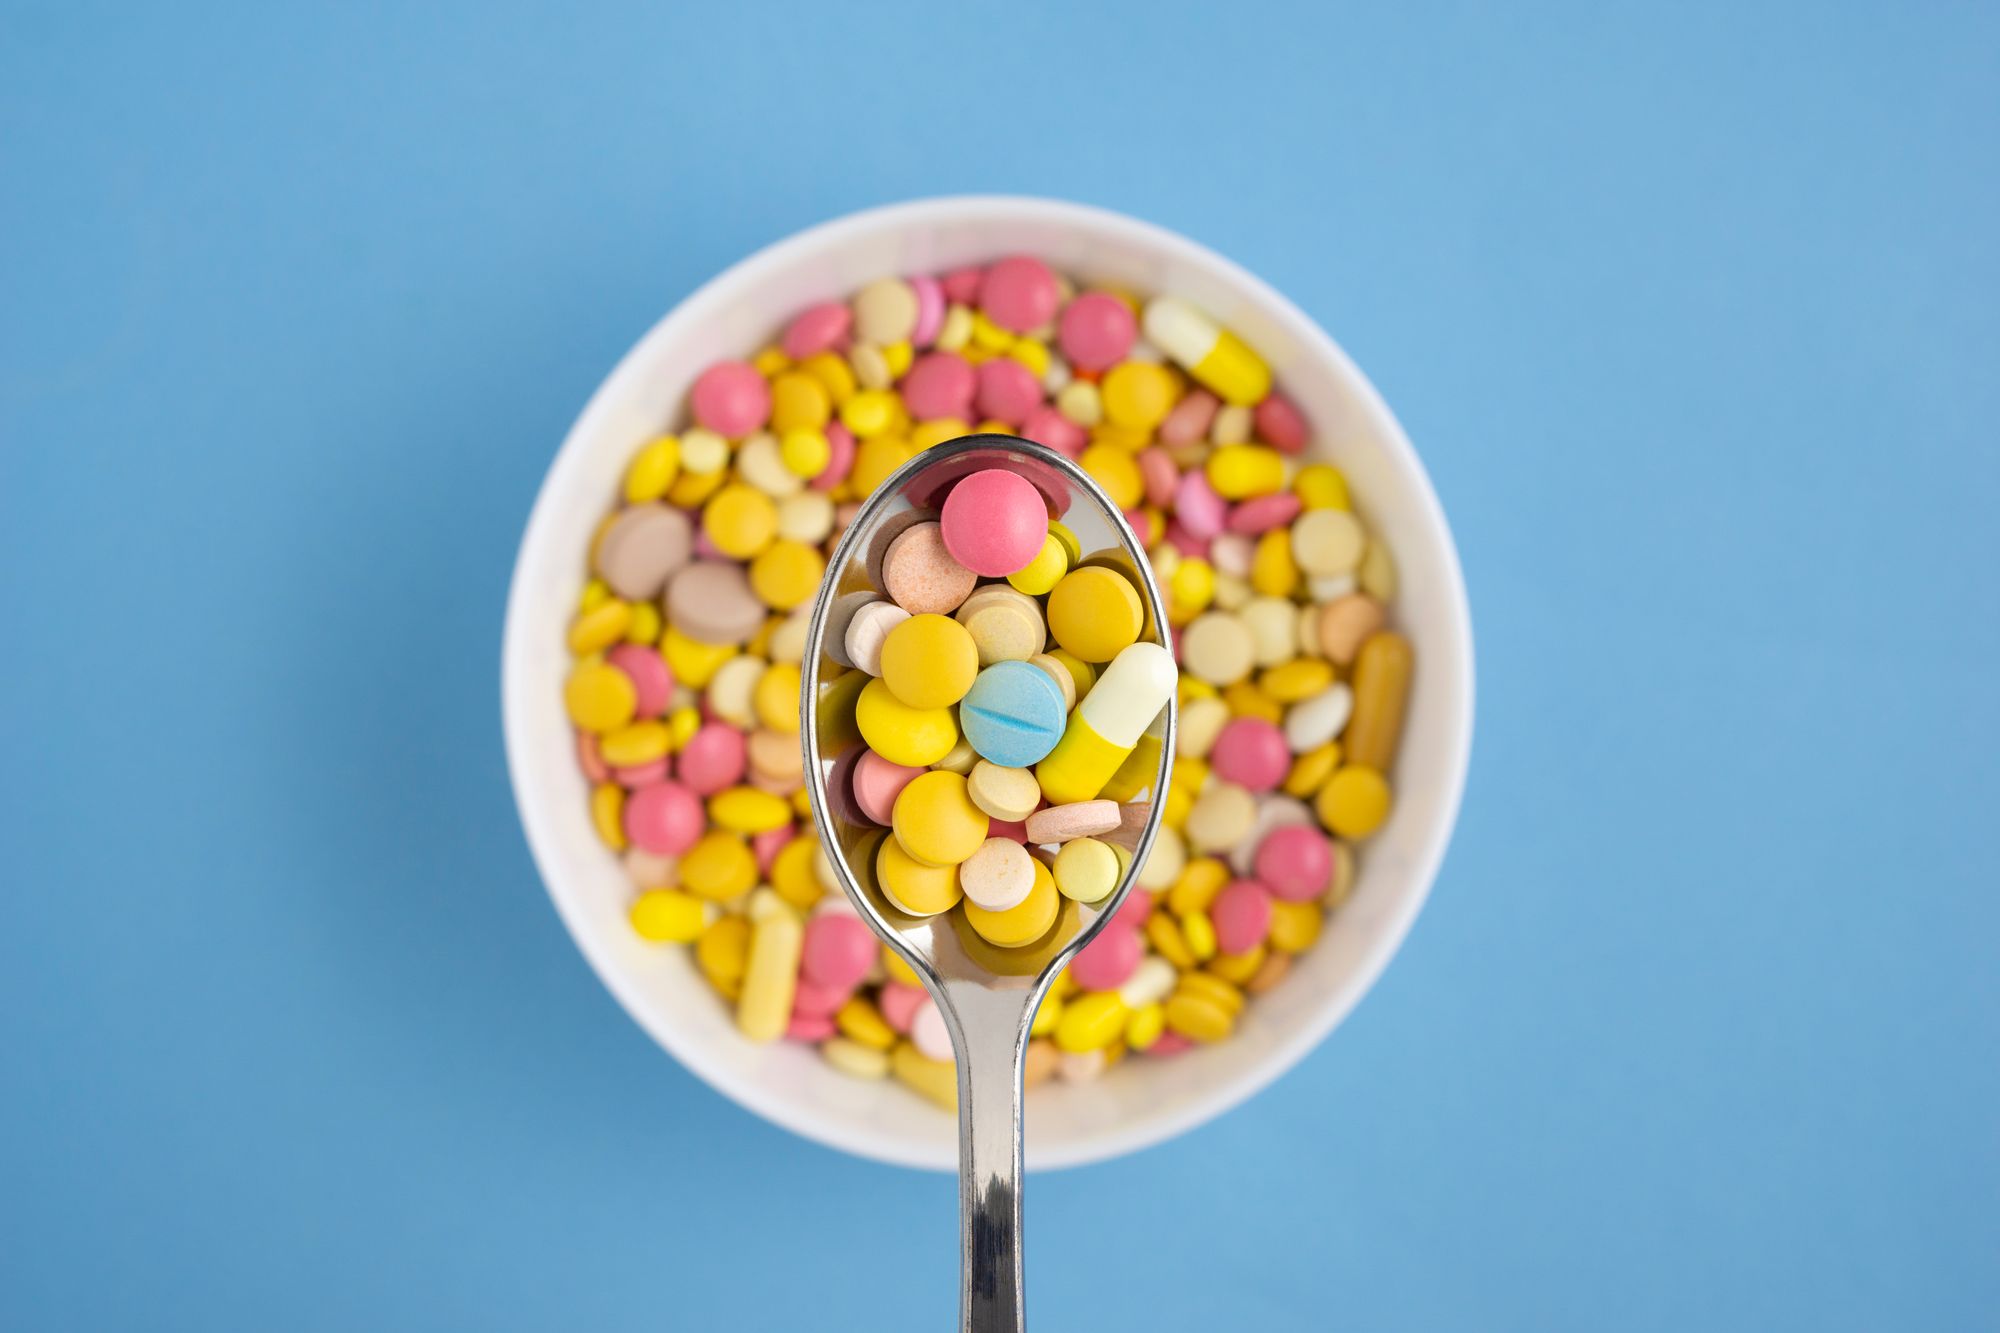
[1076,642,1176,749]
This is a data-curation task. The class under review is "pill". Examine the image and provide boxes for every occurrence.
[736,895,802,1042]
[963,856,1059,947]
[1254,824,1334,901]
[1318,765,1391,839]
[844,601,911,676]
[954,589,1045,667]
[855,677,958,767]
[959,659,1069,768]
[1359,537,1397,601]
[1035,642,1175,805]
[1317,594,1386,667]
[892,770,989,867]
[879,613,978,708]
[677,720,746,795]
[595,503,694,600]
[882,521,978,615]
[1069,917,1142,990]
[1185,782,1256,853]
[876,835,962,916]
[1046,566,1144,663]
[1208,717,1290,793]
[938,469,1049,577]
[1057,292,1137,371]
[1052,837,1120,903]
[1024,800,1120,845]
[665,561,766,645]
[623,780,702,855]
[1141,297,1270,405]
[980,255,1060,333]
[1227,794,1314,877]
[691,361,771,437]
[1291,508,1365,577]
[1344,632,1412,771]
[959,837,1036,912]
[1283,684,1353,752]
[1179,611,1255,686]
[967,761,1042,823]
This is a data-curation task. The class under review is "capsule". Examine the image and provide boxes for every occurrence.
[1141,297,1272,406]
[735,891,802,1042]
[1036,642,1176,805]
[1343,631,1412,771]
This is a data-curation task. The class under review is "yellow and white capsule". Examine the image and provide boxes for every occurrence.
[1035,642,1176,804]
[1141,297,1271,406]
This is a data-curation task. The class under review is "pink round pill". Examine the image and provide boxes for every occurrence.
[909,274,946,347]
[786,1013,836,1043]
[691,528,725,561]
[1226,493,1303,535]
[781,301,851,360]
[1068,921,1142,992]
[576,731,609,784]
[1057,292,1137,371]
[1209,718,1290,793]
[941,469,1049,577]
[1254,392,1309,453]
[801,913,876,991]
[752,826,793,875]
[974,356,1042,425]
[690,360,770,438]
[852,749,924,825]
[980,256,1060,334]
[1158,388,1219,447]
[605,643,673,718]
[1174,469,1229,539]
[622,780,702,855]
[941,265,985,306]
[811,421,856,493]
[1137,447,1179,509]
[1146,1032,1193,1058]
[1020,406,1085,457]
[1114,887,1155,930]
[611,759,669,787]
[1211,879,1274,955]
[1255,824,1335,901]
[676,721,746,796]
[792,977,853,1020]
[986,816,1030,843]
[900,351,976,420]
[878,981,927,1034]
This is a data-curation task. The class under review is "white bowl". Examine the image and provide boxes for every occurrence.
[502,196,1474,1171]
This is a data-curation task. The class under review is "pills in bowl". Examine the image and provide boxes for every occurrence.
[560,256,1413,1110]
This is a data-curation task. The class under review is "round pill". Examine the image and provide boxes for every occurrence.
[1284,684,1354,752]
[967,761,1042,823]
[1068,919,1142,990]
[595,503,694,600]
[880,613,978,709]
[843,600,910,677]
[1052,837,1120,903]
[782,301,851,360]
[892,770,989,867]
[676,720,746,795]
[1006,534,1069,598]
[1254,393,1309,453]
[980,256,1060,333]
[940,469,1049,577]
[900,351,975,420]
[877,835,961,916]
[1026,654,1076,711]
[1185,782,1256,853]
[801,913,875,991]
[959,837,1036,912]
[1318,765,1391,839]
[852,749,924,825]
[959,660,1069,768]
[1291,508,1365,577]
[1024,800,1120,845]
[1316,594,1385,666]
[955,588,1045,666]
[1211,879,1274,954]
[1046,567,1143,663]
[853,277,919,345]
[701,483,777,560]
[565,660,637,733]
[963,856,1059,947]
[855,678,958,768]
[911,997,954,1061]
[690,361,770,437]
[974,357,1042,425]
[1209,717,1291,793]
[1173,469,1229,540]
[603,644,673,718]
[1158,388,1219,447]
[623,780,702,856]
[1179,611,1255,686]
[665,561,765,646]
[1254,824,1334,901]
[1057,292,1137,372]
[882,522,978,615]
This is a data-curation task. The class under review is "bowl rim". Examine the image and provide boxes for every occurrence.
[502,193,1476,1171]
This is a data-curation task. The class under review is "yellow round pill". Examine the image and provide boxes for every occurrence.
[769,370,831,432]
[1293,463,1350,511]
[1055,991,1128,1053]
[963,856,1059,947]
[565,660,637,732]
[708,785,791,835]
[661,627,734,689]
[879,613,978,709]
[696,916,751,997]
[1052,838,1119,903]
[1006,533,1069,596]
[877,835,963,916]
[849,434,914,496]
[749,539,823,611]
[629,889,705,943]
[799,351,856,405]
[1283,742,1342,799]
[702,484,777,560]
[770,836,824,910]
[1163,990,1233,1043]
[779,428,831,479]
[680,830,757,901]
[891,770,989,867]
[752,662,802,733]
[568,600,632,655]
[1079,442,1144,510]
[1100,361,1176,430]
[1318,764,1392,839]
[839,389,899,438]
[1046,567,1143,663]
[854,679,956,768]
[599,719,670,767]
[1268,898,1324,953]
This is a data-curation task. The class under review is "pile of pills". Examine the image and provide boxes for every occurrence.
[561,254,1411,1110]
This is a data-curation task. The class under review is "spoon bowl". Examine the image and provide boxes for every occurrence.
[800,434,1176,1331]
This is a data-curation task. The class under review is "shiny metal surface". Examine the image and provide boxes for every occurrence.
[800,435,1175,1332]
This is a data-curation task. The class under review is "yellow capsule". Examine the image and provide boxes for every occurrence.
[1146,912,1195,969]
[1261,657,1336,703]
[1345,631,1412,771]
[599,719,671,768]
[835,996,897,1050]
[696,916,752,998]
[1124,1001,1165,1051]
[661,627,735,689]
[891,1041,958,1111]
[589,783,627,851]
[680,831,757,901]
[623,435,681,503]
[1179,910,1218,962]
[1283,742,1342,799]
[1268,898,1324,953]
[708,785,791,835]
[1055,992,1129,1054]
[1166,857,1230,917]
[736,898,802,1043]
[569,600,633,655]
[629,889,705,943]
[751,345,790,377]
[565,660,637,733]
[1292,463,1350,511]
[623,601,662,645]
[1250,527,1300,597]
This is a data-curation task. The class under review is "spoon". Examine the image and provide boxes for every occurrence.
[800,434,1176,1332]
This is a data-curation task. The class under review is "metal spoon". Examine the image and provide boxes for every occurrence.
[800,434,1176,1332]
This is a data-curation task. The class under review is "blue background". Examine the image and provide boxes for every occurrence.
[4,2,1995,1328]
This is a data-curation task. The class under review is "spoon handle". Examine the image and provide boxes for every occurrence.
[951,985,1032,1332]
